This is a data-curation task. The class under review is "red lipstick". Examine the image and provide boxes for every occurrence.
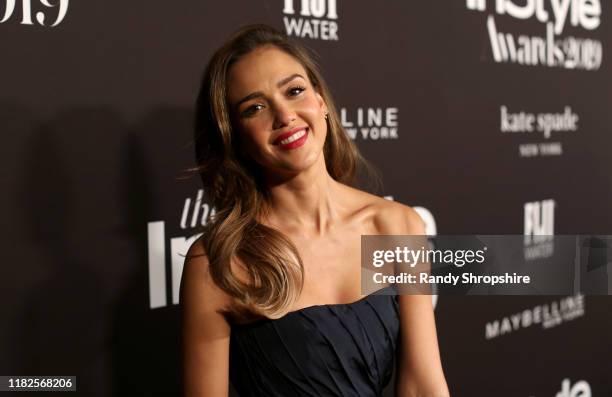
[273,127,309,149]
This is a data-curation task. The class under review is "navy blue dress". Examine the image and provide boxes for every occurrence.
[229,287,400,396]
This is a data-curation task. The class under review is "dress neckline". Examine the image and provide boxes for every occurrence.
[232,285,396,327]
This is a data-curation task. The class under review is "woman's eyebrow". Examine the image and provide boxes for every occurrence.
[234,74,305,110]
[235,92,264,110]
[277,73,304,87]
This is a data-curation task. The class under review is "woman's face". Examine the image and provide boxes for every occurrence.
[227,45,328,179]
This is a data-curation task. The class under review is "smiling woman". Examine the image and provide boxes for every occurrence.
[227,46,329,177]
[180,24,450,397]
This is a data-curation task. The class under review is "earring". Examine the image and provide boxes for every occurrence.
[324,112,329,120]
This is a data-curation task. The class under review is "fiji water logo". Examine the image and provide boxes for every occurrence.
[282,0,339,41]
[524,199,555,260]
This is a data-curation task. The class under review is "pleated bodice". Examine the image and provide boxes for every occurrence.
[229,287,400,397]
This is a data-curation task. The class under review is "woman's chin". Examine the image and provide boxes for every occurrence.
[263,159,319,181]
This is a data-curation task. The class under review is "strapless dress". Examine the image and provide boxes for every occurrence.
[229,287,400,397]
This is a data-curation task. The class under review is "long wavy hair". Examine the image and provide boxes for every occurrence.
[193,24,369,321]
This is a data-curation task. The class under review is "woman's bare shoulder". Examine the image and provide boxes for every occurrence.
[181,236,232,396]
[180,236,233,318]
[342,186,424,235]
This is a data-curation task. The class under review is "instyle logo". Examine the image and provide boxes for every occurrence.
[283,0,339,41]
[485,294,585,339]
[0,0,69,26]
[466,0,603,70]
[341,107,399,140]
[524,199,555,260]
[147,189,215,309]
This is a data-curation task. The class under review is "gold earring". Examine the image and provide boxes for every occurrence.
[324,112,329,120]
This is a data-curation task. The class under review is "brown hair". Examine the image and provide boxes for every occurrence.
[192,24,369,321]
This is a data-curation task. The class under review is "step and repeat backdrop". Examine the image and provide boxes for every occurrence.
[1,1,611,396]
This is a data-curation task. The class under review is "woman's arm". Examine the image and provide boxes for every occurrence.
[396,293,449,397]
[375,203,450,396]
[180,239,231,397]
[395,206,450,397]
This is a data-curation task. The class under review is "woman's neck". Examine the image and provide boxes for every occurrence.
[263,159,345,237]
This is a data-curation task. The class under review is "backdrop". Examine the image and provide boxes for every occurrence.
[1,1,611,396]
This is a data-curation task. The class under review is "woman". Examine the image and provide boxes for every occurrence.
[180,24,450,397]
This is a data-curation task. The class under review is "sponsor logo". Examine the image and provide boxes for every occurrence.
[148,189,215,309]
[524,199,555,260]
[555,379,591,397]
[466,0,603,70]
[529,379,592,397]
[485,294,584,339]
[0,0,69,26]
[500,105,579,158]
[341,107,399,140]
[282,0,339,41]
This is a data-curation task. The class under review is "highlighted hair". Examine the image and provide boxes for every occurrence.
[191,24,368,321]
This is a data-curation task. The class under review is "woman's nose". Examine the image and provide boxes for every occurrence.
[272,101,296,130]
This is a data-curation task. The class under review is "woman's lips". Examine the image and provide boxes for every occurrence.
[274,127,309,149]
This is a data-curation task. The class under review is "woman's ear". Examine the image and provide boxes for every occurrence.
[315,91,327,115]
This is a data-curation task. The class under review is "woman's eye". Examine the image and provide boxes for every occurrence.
[288,86,306,96]
[242,104,264,117]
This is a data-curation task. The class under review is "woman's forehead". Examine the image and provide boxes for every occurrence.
[227,47,308,101]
